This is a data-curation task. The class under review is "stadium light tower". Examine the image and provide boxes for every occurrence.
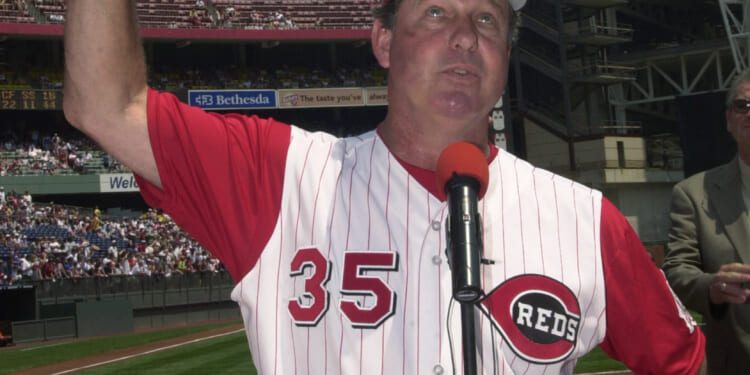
[719,0,750,73]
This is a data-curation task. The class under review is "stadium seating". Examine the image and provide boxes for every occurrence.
[0,131,133,176]
[0,1,34,24]
[0,199,223,285]
[20,224,72,240]
[0,0,375,29]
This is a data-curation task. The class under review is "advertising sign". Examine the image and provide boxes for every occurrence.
[188,90,277,110]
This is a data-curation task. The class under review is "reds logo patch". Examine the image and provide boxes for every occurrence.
[480,274,581,364]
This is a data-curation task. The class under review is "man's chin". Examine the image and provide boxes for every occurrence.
[431,94,482,118]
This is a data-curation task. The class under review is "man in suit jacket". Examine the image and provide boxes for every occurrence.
[663,68,750,375]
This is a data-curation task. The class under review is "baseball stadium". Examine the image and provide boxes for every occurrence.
[0,0,742,373]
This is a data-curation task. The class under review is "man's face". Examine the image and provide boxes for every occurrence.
[727,81,750,154]
[376,0,511,122]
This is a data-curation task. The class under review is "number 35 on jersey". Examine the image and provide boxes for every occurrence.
[287,248,399,329]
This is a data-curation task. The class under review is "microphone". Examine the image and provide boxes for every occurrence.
[436,142,490,303]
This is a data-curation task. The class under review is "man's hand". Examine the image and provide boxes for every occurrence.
[709,263,750,305]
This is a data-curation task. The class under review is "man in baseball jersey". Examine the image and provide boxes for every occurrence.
[63,0,706,374]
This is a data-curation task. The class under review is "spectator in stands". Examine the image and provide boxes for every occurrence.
[119,252,132,275]
[92,259,107,277]
[224,5,236,27]
[131,258,150,276]
[106,239,118,259]
[211,7,222,27]
[19,254,33,279]
[103,257,118,276]
[0,258,8,285]
[188,8,200,27]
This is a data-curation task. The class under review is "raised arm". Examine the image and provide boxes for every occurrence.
[63,0,161,188]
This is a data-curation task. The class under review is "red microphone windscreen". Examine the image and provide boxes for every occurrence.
[435,142,490,201]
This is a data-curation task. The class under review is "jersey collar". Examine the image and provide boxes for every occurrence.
[376,127,498,200]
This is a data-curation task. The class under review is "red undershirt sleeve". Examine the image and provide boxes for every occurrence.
[598,198,705,374]
[134,88,291,282]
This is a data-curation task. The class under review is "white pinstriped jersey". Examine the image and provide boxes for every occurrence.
[231,127,606,375]
[138,90,704,375]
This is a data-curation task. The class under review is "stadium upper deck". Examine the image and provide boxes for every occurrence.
[0,0,375,31]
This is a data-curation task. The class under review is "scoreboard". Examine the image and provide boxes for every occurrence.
[0,89,62,110]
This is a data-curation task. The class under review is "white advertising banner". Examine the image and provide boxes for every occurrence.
[100,173,139,193]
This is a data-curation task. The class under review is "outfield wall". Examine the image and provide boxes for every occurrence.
[7,272,240,343]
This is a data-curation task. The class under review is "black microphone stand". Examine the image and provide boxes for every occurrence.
[444,176,483,375]
[459,303,478,375]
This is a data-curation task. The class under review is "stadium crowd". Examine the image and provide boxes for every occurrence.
[0,192,223,286]
[0,0,374,30]
[0,130,128,176]
[149,64,385,91]
[0,63,386,92]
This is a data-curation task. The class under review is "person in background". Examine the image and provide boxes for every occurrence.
[663,68,750,375]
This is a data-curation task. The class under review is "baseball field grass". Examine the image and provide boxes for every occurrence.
[0,319,629,374]
[76,328,256,375]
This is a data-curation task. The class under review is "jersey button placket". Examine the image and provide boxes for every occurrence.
[432,364,444,375]
[431,220,443,265]
[431,220,441,231]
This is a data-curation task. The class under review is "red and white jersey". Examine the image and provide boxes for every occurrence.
[137,90,704,375]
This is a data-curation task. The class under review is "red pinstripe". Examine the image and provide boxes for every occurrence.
[342,145,361,375]
[289,140,315,375]
[273,192,285,375]
[553,177,564,280]
[252,260,263,372]
[574,185,582,298]
[339,318,345,375]
[541,361,550,375]
[401,176,411,375]
[580,195,600,340]
[438,208,446,367]
[345,147,358,249]
[509,161,521,371]
[513,158,527,273]
[305,143,333,375]
[479,197,487,375]
[496,161,507,282]
[311,144,334,244]
[365,141,377,375]
[586,197,606,351]
[324,148,345,375]
[493,160,506,375]
[521,361,531,374]
[587,307,607,348]
[367,139,377,248]
[532,171,545,275]
[415,191,430,375]
[380,152,393,375]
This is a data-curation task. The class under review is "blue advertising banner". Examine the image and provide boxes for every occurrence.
[188,90,277,110]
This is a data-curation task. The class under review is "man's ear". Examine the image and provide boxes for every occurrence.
[371,19,393,69]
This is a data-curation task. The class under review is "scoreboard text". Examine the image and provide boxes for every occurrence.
[0,89,63,110]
